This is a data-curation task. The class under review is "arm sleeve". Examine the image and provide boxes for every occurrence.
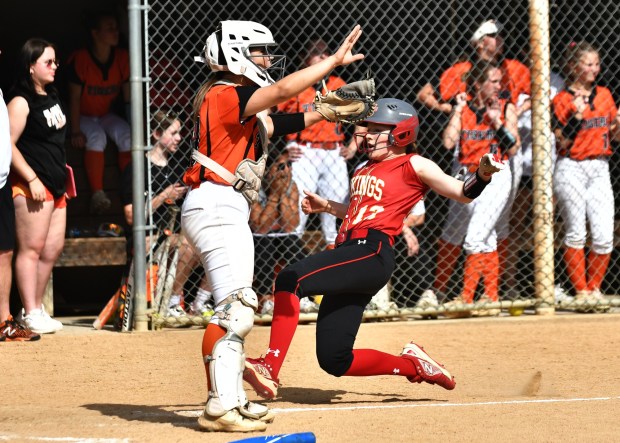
[235,85,261,119]
[271,113,306,137]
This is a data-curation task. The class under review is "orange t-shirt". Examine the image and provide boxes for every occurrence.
[277,75,346,143]
[552,86,617,160]
[67,48,129,117]
[439,59,530,104]
[183,84,261,187]
[458,99,509,166]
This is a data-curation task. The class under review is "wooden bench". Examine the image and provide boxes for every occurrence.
[44,237,127,315]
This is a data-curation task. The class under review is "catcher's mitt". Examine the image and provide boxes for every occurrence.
[314,78,377,124]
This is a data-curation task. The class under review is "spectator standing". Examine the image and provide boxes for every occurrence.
[552,41,620,311]
[434,62,518,317]
[417,19,530,115]
[67,10,131,214]
[277,38,352,246]
[8,38,67,334]
[0,77,40,341]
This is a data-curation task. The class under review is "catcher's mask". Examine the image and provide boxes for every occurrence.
[355,98,419,153]
[195,20,286,87]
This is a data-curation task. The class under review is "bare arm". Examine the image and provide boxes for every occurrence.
[301,189,348,219]
[417,82,452,114]
[68,82,86,148]
[243,26,364,118]
[411,155,474,204]
[442,93,467,150]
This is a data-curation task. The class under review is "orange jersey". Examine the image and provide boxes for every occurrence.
[183,84,261,188]
[277,75,346,143]
[67,48,129,117]
[458,99,509,166]
[553,86,617,160]
[439,59,530,104]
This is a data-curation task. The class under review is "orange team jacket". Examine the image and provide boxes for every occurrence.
[184,84,261,188]
[67,48,129,117]
[277,75,346,143]
[439,59,530,105]
[553,86,617,160]
[458,99,509,166]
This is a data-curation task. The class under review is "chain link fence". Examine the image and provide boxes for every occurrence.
[144,0,620,326]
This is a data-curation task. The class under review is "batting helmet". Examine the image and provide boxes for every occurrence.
[359,98,419,148]
[195,21,286,87]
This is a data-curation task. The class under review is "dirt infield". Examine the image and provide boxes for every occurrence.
[1,313,620,443]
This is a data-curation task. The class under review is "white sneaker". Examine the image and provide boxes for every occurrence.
[415,289,439,319]
[554,284,573,304]
[299,297,319,313]
[41,305,63,331]
[19,309,57,334]
[167,305,187,318]
[190,300,214,317]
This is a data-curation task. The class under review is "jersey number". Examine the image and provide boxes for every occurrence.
[352,204,385,225]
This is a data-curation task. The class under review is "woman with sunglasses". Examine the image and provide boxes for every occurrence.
[7,38,67,334]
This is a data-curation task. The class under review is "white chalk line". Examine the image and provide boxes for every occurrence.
[173,395,620,417]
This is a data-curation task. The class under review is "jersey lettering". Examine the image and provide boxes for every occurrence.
[43,104,67,130]
[350,174,384,201]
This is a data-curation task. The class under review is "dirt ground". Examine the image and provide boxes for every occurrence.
[1,312,620,443]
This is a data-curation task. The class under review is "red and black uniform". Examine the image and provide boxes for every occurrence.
[274,154,428,375]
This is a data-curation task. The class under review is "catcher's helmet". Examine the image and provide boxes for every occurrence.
[359,98,419,148]
[195,21,286,87]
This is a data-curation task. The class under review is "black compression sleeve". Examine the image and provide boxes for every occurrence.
[496,125,517,153]
[463,170,490,199]
[271,113,306,137]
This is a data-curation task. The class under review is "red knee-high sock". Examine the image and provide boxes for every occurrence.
[118,151,132,172]
[462,253,484,303]
[202,324,226,391]
[344,349,417,378]
[497,238,509,279]
[586,252,611,291]
[434,240,462,293]
[264,291,300,378]
[84,150,105,192]
[564,247,587,292]
[482,251,500,301]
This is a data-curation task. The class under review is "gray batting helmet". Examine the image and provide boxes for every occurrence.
[359,98,419,147]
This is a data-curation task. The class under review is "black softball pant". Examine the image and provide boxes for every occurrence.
[274,229,395,376]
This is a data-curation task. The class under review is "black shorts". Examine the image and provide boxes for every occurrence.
[0,184,15,250]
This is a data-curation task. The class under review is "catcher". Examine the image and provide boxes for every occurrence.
[182,21,375,432]
[244,98,505,400]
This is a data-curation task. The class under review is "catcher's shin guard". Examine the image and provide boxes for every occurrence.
[205,288,261,417]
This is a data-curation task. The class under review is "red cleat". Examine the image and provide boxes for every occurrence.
[243,357,279,400]
[401,342,456,390]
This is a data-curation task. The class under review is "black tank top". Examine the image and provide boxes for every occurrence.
[13,87,67,198]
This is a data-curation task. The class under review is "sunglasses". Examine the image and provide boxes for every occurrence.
[41,59,59,68]
[276,161,293,171]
